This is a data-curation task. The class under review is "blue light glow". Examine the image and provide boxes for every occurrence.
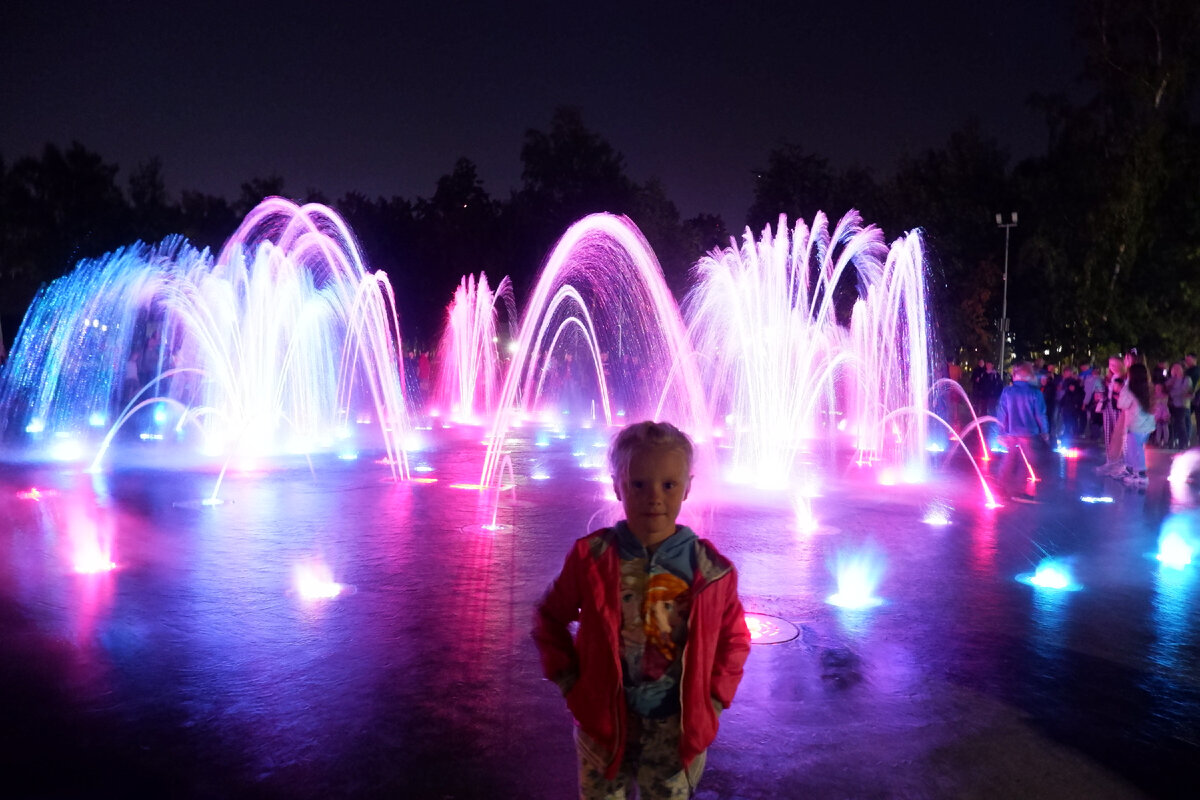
[1156,515,1197,570]
[1017,558,1081,591]
[827,545,886,609]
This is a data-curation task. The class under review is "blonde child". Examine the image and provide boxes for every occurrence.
[533,421,751,799]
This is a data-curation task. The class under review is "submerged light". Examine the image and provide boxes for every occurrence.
[1017,558,1081,591]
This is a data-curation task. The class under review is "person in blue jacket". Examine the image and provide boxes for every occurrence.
[996,362,1050,500]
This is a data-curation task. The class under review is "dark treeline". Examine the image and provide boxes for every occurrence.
[2,1,1198,364]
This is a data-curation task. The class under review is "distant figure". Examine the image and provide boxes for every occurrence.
[982,361,1003,417]
[996,362,1050,501]
[417,351,431,387]
[1153,383,1170,447]
[1185,353,1200,447]
[533,421,750,798]
[1166,362,1193,449]
[1058,366,1084,440]
[1099,355,1128,476]
[1117,363,1155,488]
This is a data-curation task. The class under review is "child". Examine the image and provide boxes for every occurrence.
[1117,363,1155,487]
[533,421,751,798]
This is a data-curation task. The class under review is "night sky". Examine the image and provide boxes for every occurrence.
[3,1,1082,228]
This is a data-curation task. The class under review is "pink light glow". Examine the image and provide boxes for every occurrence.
[68,506,117,574]
[294,560,344,601]
[431,273,515,424]
[74,549,117,574]
[1016,443,1040,482]
[746,615,781,641]
[480,213,711,487]
[18,487,58,501]
[449,482,516,492]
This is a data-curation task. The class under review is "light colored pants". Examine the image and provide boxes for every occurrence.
[1124,430,1149,473]
[576,713,705,800]
[1106,410,1126,464]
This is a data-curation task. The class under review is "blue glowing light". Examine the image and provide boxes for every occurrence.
[1017,558,1081,591]
[827,546,886,609]
[1156,516,1196,570]
[1157,532,1194,569]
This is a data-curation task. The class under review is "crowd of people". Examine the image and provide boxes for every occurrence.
[959,352,1200,451]
[947,351,1200,496]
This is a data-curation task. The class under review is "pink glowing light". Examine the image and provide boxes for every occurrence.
[743,612,800,644]
[1016,444,1039,482]
[746,615,781,641]
[74,550,117,574]
[922,502,952,525]
[449,482,516,492]
[18,487,58,501]
[792,496,820,533]
[432,273,515,423]
[294,560,344,601]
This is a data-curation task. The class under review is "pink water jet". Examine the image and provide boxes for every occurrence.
[480,214,711,487]
[686,212,934,487]
[431,273,516,424]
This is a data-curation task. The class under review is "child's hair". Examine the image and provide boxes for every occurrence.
[1127,362,1152,413]
[609,421,694,481]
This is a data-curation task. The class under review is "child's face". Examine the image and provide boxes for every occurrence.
[614,446,691,548]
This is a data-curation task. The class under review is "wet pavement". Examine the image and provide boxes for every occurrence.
[1,432,1197,799]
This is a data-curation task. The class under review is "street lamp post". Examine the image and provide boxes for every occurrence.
[995,212,1018,372]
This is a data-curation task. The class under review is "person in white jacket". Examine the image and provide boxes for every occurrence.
[1117,362,1156,488]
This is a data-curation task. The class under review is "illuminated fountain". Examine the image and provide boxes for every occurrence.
[430,273,516,424]
[827,542,886,608]
[478,211,937,490]
[1,202,939,502]
[480,214,712,487]
[687,211,932,488]
[0,198,411,476]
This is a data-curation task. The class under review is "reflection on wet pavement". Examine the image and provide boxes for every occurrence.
[1,440,1196,799]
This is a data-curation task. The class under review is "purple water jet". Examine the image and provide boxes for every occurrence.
[430,272,516,425]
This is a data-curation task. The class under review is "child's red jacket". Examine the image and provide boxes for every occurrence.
[533,528,751,780]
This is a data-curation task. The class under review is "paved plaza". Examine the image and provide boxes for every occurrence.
[1,434,1196,798]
